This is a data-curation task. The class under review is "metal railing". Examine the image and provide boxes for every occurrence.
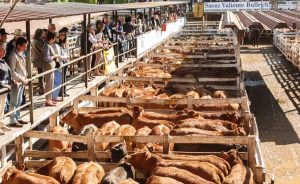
[1,36,138,124]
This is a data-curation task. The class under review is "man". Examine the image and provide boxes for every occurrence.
[48,24,57,33]
[5,29,24,61]
[8,37,29,128]
[103,14,123,43]
[0,43,12,135]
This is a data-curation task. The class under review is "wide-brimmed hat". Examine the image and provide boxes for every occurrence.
[11,29,25,37]
[0,28,10,35]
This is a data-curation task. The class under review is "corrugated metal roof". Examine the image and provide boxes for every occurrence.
[0,1,188,23]
[222,11,245,30]
[236,11,268,30]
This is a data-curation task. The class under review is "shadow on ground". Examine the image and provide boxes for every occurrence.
[244,46,300,145]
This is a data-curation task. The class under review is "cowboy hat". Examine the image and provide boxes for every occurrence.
[11,29,25,37]
[0,28,10,35]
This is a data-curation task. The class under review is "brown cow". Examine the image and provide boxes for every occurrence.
[132,116,174,130]
[133,126,152,149]
[61,111,132,131]
[119,178,139,184]
[113,125,136,151]
[48,126,72,152]
[170,127,246,136]
[152,167,214,184]
[2,166,59,184]
[72,162,105,184]
[158,160,225,184]
[221,150,254,184]
[95,121,120,151]
[37,156,77,184]
[149,124,172,152]
[157,153,230,176]
[212,90,227,98]
[146,175,184,184]
[132,106,199,122]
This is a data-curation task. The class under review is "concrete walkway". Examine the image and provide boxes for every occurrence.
[241,45,300,184]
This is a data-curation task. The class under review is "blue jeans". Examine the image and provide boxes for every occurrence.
[53,69,62,100]
[9,85,24,124]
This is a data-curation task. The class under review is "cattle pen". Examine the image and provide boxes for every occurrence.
[0,2,276,184]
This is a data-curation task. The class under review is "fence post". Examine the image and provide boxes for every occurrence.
[15,135,24,164]
[26,20,34,124]
[87,133,95,161]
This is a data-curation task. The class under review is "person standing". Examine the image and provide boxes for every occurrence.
[43,32,59,107]
[0,28,9,46]
[57,27,70,97]
[8,37,29,127]
[5,29,24,61]
[0,43,12,135]
[31,29,46,95]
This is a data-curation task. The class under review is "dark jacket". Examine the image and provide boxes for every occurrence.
[0,59,11,89]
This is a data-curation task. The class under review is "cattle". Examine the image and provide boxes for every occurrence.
[125,148,161,177]
[175,118,238,132]
[158,160,225,184]
[133,126,152,150]
[101,162,135,184]
[88,107,131,114]
[146,175,184,184]
[48,126,72,152]
[129,66,171,78]
[157,153,231,176]
[132,106,199,122]
[61,111,132,131]
[2,166,59,184]
[149,124,172,152]
[170,127,246,136]
[110,142,128,163]
[72,124,98,152]
[212,90,227,99]
[221,150,254,184]
[37,156,77,184]
[132,116,174,130]
[113,125,136,151]
[152,167,214,184]
[72,162,105,184]
[95,121,120,151]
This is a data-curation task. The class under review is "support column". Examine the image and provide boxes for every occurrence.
[82,14,88,88]
[26,21,34,124]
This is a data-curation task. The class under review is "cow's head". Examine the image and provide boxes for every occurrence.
[220,149,242,167]
[110,142,128,163]
[61,111,80,130]
[2,167,19,184]
[132,106,144,119]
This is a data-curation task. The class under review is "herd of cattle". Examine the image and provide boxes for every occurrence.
[2,146,253,184]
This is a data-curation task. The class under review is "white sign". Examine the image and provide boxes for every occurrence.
[204,1,271,12]
[278,1,298,10]
[137,18,185,56]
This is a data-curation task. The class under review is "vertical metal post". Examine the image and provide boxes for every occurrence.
[115,11,118,23]
[88,14,91,25]
[82,14,88,88]
[26,21,34,124]
[49,18,52,24]
[116,42,119,68]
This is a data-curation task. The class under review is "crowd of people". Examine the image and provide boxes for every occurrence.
[0,8,184,135]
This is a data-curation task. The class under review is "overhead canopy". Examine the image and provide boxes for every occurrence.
[236,10,267,30]
[0,1,188,23]
[252,11,290,30]
[222,11,245,30]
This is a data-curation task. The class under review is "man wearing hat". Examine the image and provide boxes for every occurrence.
[0,28,9,46]
[5,29,25,61]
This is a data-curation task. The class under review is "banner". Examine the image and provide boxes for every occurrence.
[194,2,204,17]
[103,47,116,75]
[204,1,271,12]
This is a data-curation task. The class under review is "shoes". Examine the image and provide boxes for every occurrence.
[45,101,56,107]
[18,120,29,125]
[10,122,23,128]
[1,125,11,132]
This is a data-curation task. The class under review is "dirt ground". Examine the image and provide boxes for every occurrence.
[241,45,300,184]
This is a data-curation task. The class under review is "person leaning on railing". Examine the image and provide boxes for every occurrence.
[0,43,12,135]
[31,28,46,95]
[7,37,29,128]
[43,32,60,107]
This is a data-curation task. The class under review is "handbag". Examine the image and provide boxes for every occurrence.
[55,61,61,69]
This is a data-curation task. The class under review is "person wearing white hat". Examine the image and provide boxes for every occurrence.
[5,29,25,61]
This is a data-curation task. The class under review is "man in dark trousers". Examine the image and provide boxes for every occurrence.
[250,28,260,47]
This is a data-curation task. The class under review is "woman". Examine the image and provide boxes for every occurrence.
[43,32,59,107]
[57,28,70,97]
[94,21,107,76]
[31,29,45,95]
